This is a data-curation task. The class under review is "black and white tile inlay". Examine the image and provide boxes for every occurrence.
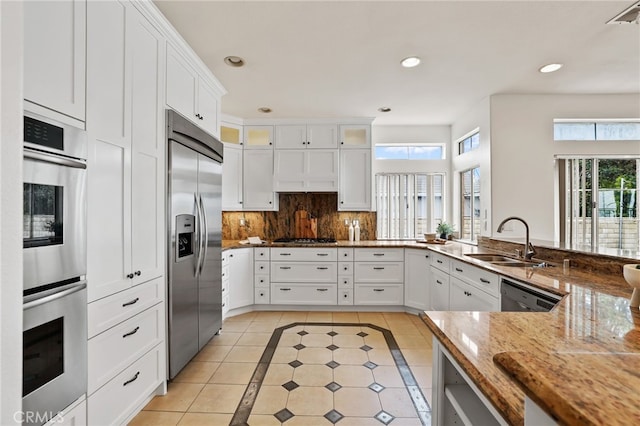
[229,322,431,425]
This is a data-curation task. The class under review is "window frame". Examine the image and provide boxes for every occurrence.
[374,143,446,160]
[459,166,481,242]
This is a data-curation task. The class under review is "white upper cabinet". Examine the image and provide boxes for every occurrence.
[243,149,277,210]
[275,124,338,149]
[222,143,244,210]
[339,125,371,148]
[86,1,165,302]
[273,150,339,192]
[244,125,274,149]
[24,0,86,123]
[339,149,371,210]
[166,44,221,138]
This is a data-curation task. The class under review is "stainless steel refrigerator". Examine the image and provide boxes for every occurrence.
[167,110,223,379]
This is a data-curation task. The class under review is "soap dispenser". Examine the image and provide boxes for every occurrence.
[348,221,354,242]
[354,220,360,242]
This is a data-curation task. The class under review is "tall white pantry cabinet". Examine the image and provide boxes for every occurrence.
[24,0,226,424]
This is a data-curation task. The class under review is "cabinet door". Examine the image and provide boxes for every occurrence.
[222,144,244,210]
[404,249,431,310]
[130,11,165,286]
[339,125,370,148]
[243,149,276,210]
[273,150,306,191]
[197,79,220,138]
[166,44,197,121]
[275,125,306,149]
[228,249,254,309]
[244,126,274,149]
[430,267,450,310]
[339,149,371,210]
[307,150,339,191]
[86,0,131,302]
[307,124,338,149]
[24,0,86,121]
[449,277,499,312]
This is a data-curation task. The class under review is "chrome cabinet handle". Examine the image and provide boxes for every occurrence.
[317,253,328,256]
[280,288,291,291]
[280,253,291,256]
[316,288,328,292]
[122,297,139,307]
[123,372,140,387]
[122,326,140,338]
[437,260,443,264]
[317,267,329,270]
[436,280,443,285]
[373,253,385,257]
[373,289,384,292]
[373,267,385,270]
[480,278,491,284]
[455,268,463,272]
[280,266,291,270]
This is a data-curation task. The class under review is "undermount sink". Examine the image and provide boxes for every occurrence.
[464,253,521,262]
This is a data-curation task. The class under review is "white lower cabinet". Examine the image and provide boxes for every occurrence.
[354,284,404,305]
[222,252,230,319]
[44,398,86,426]
[271,262,337,283]
[88,344,165,425]
[431,267,450,310]
[338,248,354,305]
[353,248,404,306]
[255,287,270,304]
[271,284,338,305]
[404,249,431,310]
[449,277,499,312]
[228,248,254,310]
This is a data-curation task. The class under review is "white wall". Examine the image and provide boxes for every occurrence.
[451,97,492,238]
[0,1,24,423]
[490,94,640,242]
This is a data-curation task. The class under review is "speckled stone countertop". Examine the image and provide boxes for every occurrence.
[223,239,640,424]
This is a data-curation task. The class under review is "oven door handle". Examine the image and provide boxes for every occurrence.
[23,281,87,310]
[24,147,87,169]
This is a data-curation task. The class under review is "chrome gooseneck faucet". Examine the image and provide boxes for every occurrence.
[496,216,536,260]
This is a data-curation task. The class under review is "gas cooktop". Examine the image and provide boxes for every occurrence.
[273,237,337,244]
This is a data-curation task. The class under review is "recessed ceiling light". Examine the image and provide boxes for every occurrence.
[539,63,563,73]
[378,107,392,113]
[401,56,421,68]
[224,56,245,67]
[257,107,272,113]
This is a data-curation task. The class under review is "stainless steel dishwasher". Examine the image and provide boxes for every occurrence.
[500,278,561,312]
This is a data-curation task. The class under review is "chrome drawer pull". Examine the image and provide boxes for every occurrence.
[373,253,385,256]
[281,288,291,291]
[436,280,443,285]
[316,288,328,292]
[122,297,139,307]
[373,267,385,270]
[123,371,140,387]
[455,268,463,272]
[317,267,329,270]
[480,278,491,284]
[280,266,291,270]
[280,253,292,256]
[317,253,329,256]
[122,326,140,338]
[373,289,384,292]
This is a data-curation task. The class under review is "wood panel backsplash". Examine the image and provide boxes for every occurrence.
[222,193,376,240]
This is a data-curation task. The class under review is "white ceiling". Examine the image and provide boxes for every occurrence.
[154,0,640,125]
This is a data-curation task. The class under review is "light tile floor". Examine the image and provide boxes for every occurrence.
[130,311,434,425]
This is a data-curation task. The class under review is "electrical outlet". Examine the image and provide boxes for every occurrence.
[239,218,246,227]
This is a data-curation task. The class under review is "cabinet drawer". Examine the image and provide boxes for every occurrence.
[221,251,230,265]
[255,261,270,275]
[338,289,353,305]
[88,303,164,394]
[222,264,230,282]
[271,247,337,261]
[88,344,164,426]
[430,266,450,311]
[449,277,499,312]
[354,284,403,305]
[354,248,404,262]
[88,277,163,338]
[338,262,353,275]
[339,276,353,287]
[271,262,337,283]
[271,284,337,305]
[450,260,500,297]
[221,277,229,296]
[44,398,86,426]
[338,248,353,260]
[354,262,404,283]
[431,252,451,273]
[255,274,270,288]
[255,287,270,304]
[254,247,270,260]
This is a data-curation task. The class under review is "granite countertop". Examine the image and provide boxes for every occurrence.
[223,239,640,423]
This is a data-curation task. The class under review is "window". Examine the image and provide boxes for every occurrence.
[376,173,445,239]
[458,132,479,154]
[560,157,639,250]
[375,144,444,160]
[460,167,481,242]
[554,120,640,141]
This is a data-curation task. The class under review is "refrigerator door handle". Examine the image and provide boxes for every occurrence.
[194,192,202,278]
[198,195,208,275]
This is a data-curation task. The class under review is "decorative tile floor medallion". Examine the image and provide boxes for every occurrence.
[229,322,431,425]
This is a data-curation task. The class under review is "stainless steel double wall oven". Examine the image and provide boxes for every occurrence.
[22,112,87,425]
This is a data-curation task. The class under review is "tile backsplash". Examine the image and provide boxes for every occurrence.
[222,193,376,240]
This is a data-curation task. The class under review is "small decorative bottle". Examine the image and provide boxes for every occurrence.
[348,221,354,242]
[354,220,360,242]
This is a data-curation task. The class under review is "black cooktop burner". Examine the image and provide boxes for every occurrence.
[273,237,337,244]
